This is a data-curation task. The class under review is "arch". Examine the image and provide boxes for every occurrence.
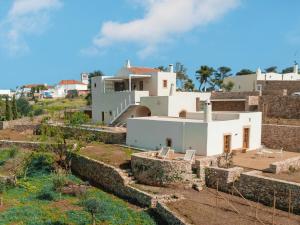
[179,110,187,118]
[135,106,151,117]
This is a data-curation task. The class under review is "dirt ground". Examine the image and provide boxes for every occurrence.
[233,150,300,171]
[79,143,138,169]
[263,170,300,183]
[133,183,300,225]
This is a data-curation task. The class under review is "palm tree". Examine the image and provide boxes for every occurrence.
[210,66,232,90]
[183,79,195,91]
[195,66,214,92]
[175,62,188,89]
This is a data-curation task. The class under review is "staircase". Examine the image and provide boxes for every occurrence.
[110,104,140,127]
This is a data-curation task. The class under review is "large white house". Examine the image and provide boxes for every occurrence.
[126,101,262,156]
[224,64,300,92]
[91,60,210,125]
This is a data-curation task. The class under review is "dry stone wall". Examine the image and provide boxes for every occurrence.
[262,124,300,152]
[131,152,193,186]
[257,80,300,95]
[268,156,300,174]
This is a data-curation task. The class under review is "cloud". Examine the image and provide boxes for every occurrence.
[90,0,240,57]
[0,0,62,56]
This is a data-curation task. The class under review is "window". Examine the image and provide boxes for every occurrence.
[139,81,144,90]
[94,83,97,88]
[109,111,112,116]
[163,80,168,88]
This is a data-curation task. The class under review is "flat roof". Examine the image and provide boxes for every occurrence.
[131,116,205,123]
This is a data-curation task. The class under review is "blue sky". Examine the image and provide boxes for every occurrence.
[1,0,300,89]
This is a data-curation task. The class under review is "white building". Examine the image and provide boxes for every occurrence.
[224,64,300,92]
[0,89,13,97]
[56,80,88,97]
[126,101,262,156]
[91,60,210,125]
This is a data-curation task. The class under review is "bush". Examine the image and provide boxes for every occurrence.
[68,112,90,126]
[34,108,44,116]
[16,98,33,116]
[8,146,18,158]
[25,152,55,176]
[52,173,68,191]
[36,187,56,201]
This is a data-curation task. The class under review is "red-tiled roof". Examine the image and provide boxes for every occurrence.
[59,80,86,85]
[23,84,47,89]
[128,67,160,74]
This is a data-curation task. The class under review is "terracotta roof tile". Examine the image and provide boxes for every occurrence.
[59,80,86,85]
[128,67,160,75]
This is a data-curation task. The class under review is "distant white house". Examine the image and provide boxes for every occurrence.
[0,89,13,97]
[56,80,88,97]
[224,64,300,92]
[126,101,262,156]
[91,60,210,125]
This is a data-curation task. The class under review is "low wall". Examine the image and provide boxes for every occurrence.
[238,171,300,213]
[211,91,260,99]
[257,80,300,95]
[71,153,190,224]
[205,167,300,214]
[131,152,193,186]
[0,116,42,130]
[262,124,300,152]
[268,156,300,174]
[0,140,49,150]
[47,125,126,144]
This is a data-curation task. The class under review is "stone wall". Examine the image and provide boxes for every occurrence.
[211,91,260,99]
[257,80,300,95]
[259,96,300,119]
[205,167,300,214]
[131,152,193,186]
[47,125,126,144]
[71,153,191,224]
[0,116,42,130]
[238,171,300,213]
[212,100,246,111]
[262,124,300,152]
[205,167,244,192]
[0,140,50,150]
[268,156,300,174]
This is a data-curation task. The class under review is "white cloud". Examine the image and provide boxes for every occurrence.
[0,0,62,56]
[91,0,240,57]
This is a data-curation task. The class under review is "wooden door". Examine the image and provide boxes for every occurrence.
[243,128,250,149]
[223,135,231,153]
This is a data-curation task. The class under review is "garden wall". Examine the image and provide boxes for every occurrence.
[262,124,300,152]
[71,153,191,224]
[205,167,300,214]
[47,125,126,144]
[268,156,300,174]
[257,80,300,95]
[0,116,42,130]
[131,152,193,186]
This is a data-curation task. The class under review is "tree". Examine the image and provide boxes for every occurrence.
[282,67,294,74]
[86,71,104,106]
[210,66,232,90]
[155,66,168,72]
[16,98,32,116]
[265,66,277,73]
[175,62,188,89]
[195,66,214,92]
[183,79,195,91]
[11,95,18,120]
[83,198,103,225]
[223,81,234,92]
[236,69,255,76]
[68,112,90,127]
[5,96,12,121]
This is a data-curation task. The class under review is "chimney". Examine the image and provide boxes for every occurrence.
[125,60,131,68]
[169,64,174,73]
[294,62,298,75]
[256,67,262,77]
[170,83,175,96]
[204,100,212,123]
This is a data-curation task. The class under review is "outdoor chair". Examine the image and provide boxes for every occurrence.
[183,150,196,161]
[158,147,171,159]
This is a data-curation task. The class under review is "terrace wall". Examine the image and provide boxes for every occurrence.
[257,80,300,95]
[262,124,300,152]
[205,167,300,214]
[259,96,300,119]
[0,117,41,130]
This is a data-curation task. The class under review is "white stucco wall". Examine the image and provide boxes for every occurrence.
[126,112,262,156]
[224,74,257,92]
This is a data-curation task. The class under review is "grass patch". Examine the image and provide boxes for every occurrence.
[0,147,19,166]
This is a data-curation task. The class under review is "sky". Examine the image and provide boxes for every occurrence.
[1,0,300,89]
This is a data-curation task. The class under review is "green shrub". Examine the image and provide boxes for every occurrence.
[36,187,56,201]
[8,146,18,158]
[34,108,44,116]
[68,112,90,126]
[52,173,68,191]
[25,152,55,176]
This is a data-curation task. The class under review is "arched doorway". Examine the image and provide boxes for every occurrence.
[135,106,151,117]
[179,110,187,118]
